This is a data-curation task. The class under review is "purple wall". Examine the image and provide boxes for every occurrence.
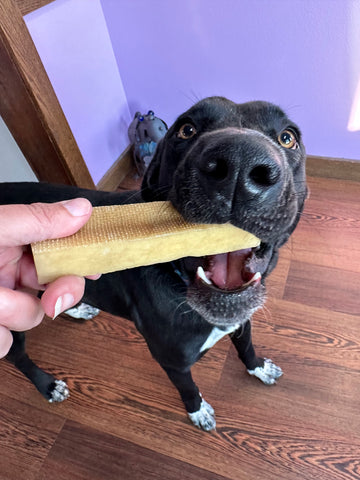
[25,0,132,184]
[102,0,360,161]
[24,0,360,184]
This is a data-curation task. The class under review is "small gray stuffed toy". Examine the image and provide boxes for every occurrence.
[128,110,168,176]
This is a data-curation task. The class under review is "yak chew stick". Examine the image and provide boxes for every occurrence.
[31,201,260,284]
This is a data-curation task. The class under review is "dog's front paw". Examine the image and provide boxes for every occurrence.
[247,358,283,385]
[188,397,216,431]
[48,380,70,403]
[65,302,100,320]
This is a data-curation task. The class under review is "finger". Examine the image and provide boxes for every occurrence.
[5,250,101,290]
[0,246,23,289]
[0,198,92,247]
[0,286,44,331]
[15,251,45,290]
[0,245,23,268]
[0,325,13,359]
[41,275,86,318]
[85,274,102,281]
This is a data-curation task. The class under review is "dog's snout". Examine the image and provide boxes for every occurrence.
[235,151,284,206]
[195,130,284,203]
[246,159,282,194]
[199,157,229,181]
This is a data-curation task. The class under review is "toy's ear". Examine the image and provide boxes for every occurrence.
[141,138,164,201]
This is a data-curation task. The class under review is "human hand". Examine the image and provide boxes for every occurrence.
[0,198,97,358]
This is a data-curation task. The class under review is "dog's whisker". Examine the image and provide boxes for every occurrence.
[118,189,143,204]
[230,322,245,340]
[172,299,192,317]
[158,200,177,216]
[139,183,172,201]
[180,89,203,105]
[257,303,273,325]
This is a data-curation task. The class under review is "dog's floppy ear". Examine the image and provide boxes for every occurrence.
[141,138,164,201]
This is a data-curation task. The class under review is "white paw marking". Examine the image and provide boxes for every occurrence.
[247,358,283,385]
[65,302,100,320]
[188,397,216,431]
[48,380,70,403]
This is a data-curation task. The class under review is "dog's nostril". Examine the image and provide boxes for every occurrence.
[248,165,280,188]
[201,158,228,180]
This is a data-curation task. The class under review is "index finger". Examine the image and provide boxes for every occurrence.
[0,198,92,247]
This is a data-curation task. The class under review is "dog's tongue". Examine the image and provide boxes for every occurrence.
[210,249,253,290]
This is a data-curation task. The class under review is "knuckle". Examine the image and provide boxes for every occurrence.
[26,203,57,237]
[28,203,54,225]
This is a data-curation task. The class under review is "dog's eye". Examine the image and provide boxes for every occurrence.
[278,130,298,149]
[177,124,197,139]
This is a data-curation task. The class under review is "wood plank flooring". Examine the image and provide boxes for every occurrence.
[0,173,359,480]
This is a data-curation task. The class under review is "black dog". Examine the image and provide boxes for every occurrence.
[1,97,307,430]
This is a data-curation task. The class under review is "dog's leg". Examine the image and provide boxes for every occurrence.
[163,367,216,431]
[230,321,283,385]
[6,332,69,402]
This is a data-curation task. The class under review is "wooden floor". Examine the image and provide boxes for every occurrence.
[0,172,359,480]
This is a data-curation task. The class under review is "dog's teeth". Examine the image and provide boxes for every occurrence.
[197,266,212,285]
[243,271,262,287]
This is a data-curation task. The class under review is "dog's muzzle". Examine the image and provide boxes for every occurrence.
[169,128,298,326]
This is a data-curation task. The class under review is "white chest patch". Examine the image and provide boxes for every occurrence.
[200,324,239,352]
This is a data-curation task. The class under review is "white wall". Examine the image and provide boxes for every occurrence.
[0,116,38,182]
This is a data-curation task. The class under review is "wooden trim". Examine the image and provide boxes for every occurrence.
[306,155,360,182]
[0,0,95,188]
[14,0,55,15]
[97,146,134,191]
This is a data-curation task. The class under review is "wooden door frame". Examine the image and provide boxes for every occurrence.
[0,0,95,188]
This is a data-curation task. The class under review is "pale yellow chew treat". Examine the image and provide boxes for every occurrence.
[31,201,260,284]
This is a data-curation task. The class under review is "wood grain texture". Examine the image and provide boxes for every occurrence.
[0,175,359,480]
[0,0,95,187]
[37,420,229,480]
[307,156,360,182]
[97,146,134,191]
[14,0,55,15]
[0,394,64,480]
[285,176,360,272]
[284,260,359,315]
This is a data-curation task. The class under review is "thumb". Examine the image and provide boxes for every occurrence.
[0,198,92,247]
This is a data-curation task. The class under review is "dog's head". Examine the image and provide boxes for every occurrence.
[142,96,307,327]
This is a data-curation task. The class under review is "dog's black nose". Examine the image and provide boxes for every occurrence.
[197,130,283,203]
[237,142,283,203]
[199,157,229,181]
[245,158,282,195]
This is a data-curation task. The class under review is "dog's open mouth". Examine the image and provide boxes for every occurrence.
[196,248,262,293]
[178,242,271,326]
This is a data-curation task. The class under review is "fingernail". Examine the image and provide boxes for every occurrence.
[61,198,91,217]
[87,273,102,280]
[53,293,75,319]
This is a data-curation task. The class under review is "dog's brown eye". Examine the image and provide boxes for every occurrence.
[278,130,297,149]
[177,124,197,139]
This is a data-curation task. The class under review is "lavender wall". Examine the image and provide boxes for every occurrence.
[23,0,360,184]
[25,0,132,184]
[102,0,360,161]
